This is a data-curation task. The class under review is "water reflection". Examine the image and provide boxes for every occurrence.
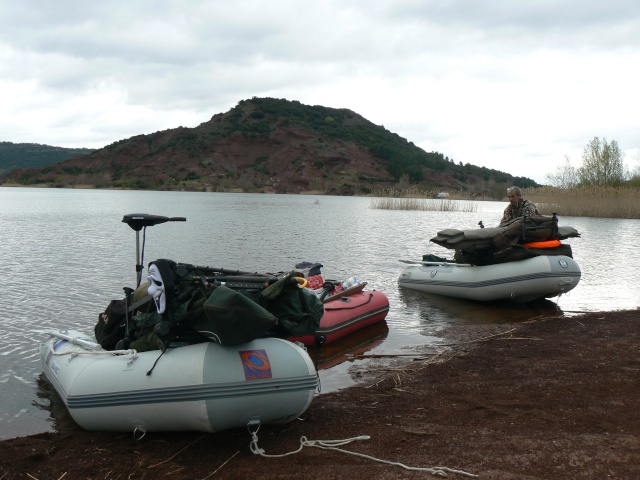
[311,321,390,393]
[310,321,389,371]
[33,374,81,435]
[398,288,564,333]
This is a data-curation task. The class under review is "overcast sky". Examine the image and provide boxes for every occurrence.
[2,1,639,183]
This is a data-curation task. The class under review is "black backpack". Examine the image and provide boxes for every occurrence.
[94,299,128,350]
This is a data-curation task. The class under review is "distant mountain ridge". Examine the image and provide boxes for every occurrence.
[0,142,95,174]
[0,98,537,196]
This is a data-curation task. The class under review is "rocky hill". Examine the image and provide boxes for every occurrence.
[0,98,537,196]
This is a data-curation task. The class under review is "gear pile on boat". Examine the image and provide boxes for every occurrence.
[96,260,327,353]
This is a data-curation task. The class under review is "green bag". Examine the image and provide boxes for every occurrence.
[259,272,324,338]
[197,285,278,345]
[129,312,164,352]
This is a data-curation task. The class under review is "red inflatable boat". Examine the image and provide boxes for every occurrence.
[290,286,390,346]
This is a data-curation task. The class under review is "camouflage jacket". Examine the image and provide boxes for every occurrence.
[499,199,540,226]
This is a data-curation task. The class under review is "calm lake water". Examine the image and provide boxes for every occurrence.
[1,187,638,440]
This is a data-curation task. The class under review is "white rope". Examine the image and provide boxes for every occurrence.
[249,431,477,478]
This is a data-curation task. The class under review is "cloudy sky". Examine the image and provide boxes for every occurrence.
[2,1,639,183]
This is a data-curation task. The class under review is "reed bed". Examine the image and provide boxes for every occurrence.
[370,189,478,212]
[371,187,477,199]
[526,186,640,219]
[372,187,441,198]
[369,186,640,218]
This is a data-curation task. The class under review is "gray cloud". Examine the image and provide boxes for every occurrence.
[1,0,639,182]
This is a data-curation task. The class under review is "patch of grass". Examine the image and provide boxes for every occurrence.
[370,196,477,212]
[526,186,640,219]
[369,188,478,212]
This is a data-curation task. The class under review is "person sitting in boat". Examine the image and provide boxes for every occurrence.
[499,186,540,226]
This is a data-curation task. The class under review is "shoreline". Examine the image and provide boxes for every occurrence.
[2,308,639,479]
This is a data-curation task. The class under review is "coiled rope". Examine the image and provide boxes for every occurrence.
[248,428,477,478]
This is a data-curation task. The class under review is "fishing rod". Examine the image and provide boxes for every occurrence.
[177,262,270,277]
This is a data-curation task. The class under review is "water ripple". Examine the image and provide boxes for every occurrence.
[1,188,638,439]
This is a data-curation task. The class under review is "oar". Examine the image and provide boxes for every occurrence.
[399,259,473,267]
[46,332,137,356]
[47,331,101,350]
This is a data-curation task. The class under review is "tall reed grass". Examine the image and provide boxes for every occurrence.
[369,186,640,218]
[370,188,478,212]
[526,186,640,219]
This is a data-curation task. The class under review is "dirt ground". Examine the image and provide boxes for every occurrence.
[1,309,639,480]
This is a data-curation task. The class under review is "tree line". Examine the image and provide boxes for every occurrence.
[546,137,639,188]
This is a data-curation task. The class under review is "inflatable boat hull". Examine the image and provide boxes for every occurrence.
[40,331,317,433]
[290,290,390,346]
[398,255,581,303]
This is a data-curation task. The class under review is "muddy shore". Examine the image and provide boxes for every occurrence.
[1,309,639,479]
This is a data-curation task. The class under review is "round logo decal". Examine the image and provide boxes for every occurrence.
[558,259,568,269]
[239,349,273,380]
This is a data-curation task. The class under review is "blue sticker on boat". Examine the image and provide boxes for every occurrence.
[53,339,68,351]
[239,349,273,380]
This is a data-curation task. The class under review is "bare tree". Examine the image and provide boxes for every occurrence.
[629,149,640,179]
[578,137,625,186]
[627,149,640,187]
[545,155,579,188]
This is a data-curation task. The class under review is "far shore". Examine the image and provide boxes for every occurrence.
[3,183,640,219]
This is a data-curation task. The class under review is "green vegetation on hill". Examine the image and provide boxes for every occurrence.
[0,142,95,174]
[233,98,538,188]
[0,98,538,195]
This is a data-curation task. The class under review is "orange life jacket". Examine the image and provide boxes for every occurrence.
[521,239,562,249]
